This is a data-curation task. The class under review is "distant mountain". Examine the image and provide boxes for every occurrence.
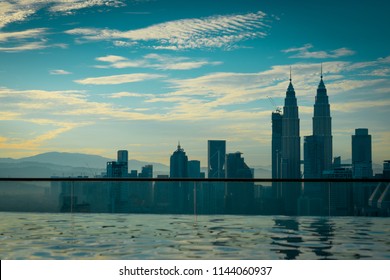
[253,167,272,178]
[18,152,113,169]
[0,152,169,178]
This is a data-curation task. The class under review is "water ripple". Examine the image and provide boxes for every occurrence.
[0,212,389,259]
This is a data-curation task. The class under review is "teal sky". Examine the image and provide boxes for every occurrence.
[0,0,389,168]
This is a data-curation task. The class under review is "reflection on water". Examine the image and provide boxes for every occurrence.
[270,218,335,259]
[0,212,389,260]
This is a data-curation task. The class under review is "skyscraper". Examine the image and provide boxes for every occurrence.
[106,150,130,213]
[352,128,373,178]
[208,140,226,178]
[225,152,254,214]
[169,143,190,213]
[188,160,201,178]
[271,110,283,200]
[352,128,374,214]
[281,72,301,179]
[206,140,226,214]
[107,150,128,178]
[312,67,332,173]
[170,142,188,178]
[117,150,128,165]
[303,67,332,179]
[301,68,333,215]
[280,71,301,215]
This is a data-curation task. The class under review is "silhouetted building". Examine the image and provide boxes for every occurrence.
[139,165,153,178]
[188,160,201,178]
[169,143,191,213]
[280,72,301,215]
[271,111,282,201]
[352,128,373,178]
[302,69,333,215]
[312,70,332,172]
[106,150,130,213]
[225,152,254,214]
[106,161,128,178]
[351,128,374,214]
[204,140,226,214]
[117,150,128,165]
[170,143,188,178]
[208,140,226,178]
[323,158,353,216]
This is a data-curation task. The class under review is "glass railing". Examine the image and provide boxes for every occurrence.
[0,178,388,216]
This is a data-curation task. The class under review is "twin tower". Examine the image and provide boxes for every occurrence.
[271,67,332,214]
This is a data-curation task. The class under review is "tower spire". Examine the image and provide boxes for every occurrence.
[320,63,323,79]
[289,66,292,82]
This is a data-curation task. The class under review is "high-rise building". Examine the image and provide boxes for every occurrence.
[170,143,188,178]
[302,69,333,215]
[225,152,254,214]
[271,111,283,199]
[351,128,374,214]
[323,158,353,216]
[169,143,190,213]
[117,150,128,164]
[280,72,301,215]
[312,70,332,171]
[352,128,373,178]
[281,73,301,180]
[106,150,130,213]
[188,160,201,178]
[107,150,128,178]
[208,140,226,178]
[304,69,333,179]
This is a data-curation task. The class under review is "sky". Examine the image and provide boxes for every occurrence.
[0,0,389,169]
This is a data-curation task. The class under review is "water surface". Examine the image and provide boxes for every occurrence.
[0,212,389,259]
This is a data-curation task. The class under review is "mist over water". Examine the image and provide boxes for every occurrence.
[1,213,389,260]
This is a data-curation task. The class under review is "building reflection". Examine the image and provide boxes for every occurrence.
[271,218,302,259]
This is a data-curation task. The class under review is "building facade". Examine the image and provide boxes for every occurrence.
[208,140,226,178]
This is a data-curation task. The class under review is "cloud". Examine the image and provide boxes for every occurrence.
[0,117,89,151]
[0,0,124,28]
[74,73,165,85]
[66,11,269,50]
[0,28,48,41]
[282,44,355,59]
[95,53,222,70]
[0,28,67,52]
[332,99,390,112]
[108,92,155,99]
[96,55,127,63]
[50,69,72,75]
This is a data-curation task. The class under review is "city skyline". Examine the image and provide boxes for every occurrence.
[0,0,389,167]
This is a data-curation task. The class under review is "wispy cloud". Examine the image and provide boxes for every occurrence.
[108,92,155,99]
[95,53,222,70]
[282,43,355,59]
[0,28,48,41]
[0,0,124,28]
[0,121,88,152]
[50,69,72,75]
[66,11,269,50]
[0,28,67,52]
[74,73,165,85]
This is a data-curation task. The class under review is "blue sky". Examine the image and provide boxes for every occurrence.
[0,0,389,169]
